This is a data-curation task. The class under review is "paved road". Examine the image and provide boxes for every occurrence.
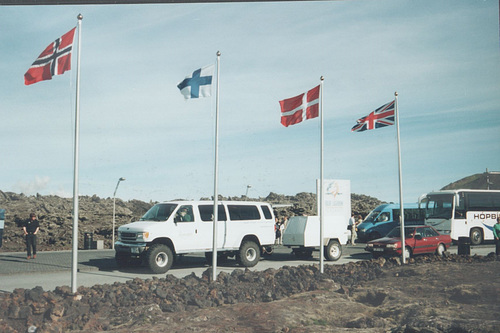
[0,243,495,293]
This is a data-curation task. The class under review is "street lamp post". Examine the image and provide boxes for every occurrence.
[112,177,125,249]
[245,185,252,198]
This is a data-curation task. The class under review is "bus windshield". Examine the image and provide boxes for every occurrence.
[424,194,453,219]
[140,203,177,221]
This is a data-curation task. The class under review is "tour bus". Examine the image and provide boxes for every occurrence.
[114,200,275,273]
[419,189,500,245]
[356,203,424,242]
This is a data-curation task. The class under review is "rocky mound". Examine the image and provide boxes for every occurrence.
[0,190,382,253]
[0,254,498,332]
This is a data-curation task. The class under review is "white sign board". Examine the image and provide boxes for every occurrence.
[317,179,351,219]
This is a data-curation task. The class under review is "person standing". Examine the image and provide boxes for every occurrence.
[348,213,356,245]
[23,213,40,259]
[493,216,500,256]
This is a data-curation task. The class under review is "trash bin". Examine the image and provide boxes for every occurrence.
[84,232,94,250]
[457,236,470,255]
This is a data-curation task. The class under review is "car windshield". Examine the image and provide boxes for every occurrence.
[386,227,416,238]
[425,194,453,219]
[140,203,177,221]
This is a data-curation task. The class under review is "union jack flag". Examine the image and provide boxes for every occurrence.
[351,100,395,132]
[24,27,76,85]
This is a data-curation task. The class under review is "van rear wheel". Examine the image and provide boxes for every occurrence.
[237,241,260,267]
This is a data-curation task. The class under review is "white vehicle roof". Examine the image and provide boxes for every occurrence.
[158,200,272,206]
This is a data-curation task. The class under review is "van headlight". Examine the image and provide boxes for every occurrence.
[136,232,150,241]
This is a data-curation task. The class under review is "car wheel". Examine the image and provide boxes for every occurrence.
[436,243,446,256]
[146,244,174,274]
[324,240,342,261]
[470,228,483,245]
[238,241,260,267]
[403,246,412,260]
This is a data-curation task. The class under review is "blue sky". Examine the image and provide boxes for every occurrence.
[1,0,499,204]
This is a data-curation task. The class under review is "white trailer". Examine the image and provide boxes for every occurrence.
[282,179,351,261]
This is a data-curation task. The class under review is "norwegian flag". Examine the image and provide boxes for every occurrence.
[24,27,76,86]
[279,85,320,127]
[351,100,395,132]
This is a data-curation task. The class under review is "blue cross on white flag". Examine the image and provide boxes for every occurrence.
[177,65,214,99]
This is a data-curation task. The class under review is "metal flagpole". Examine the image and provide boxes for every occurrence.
[211,51,221,282]
[71,14,83,294]
[395,91,406,264]
[319,76,325,273]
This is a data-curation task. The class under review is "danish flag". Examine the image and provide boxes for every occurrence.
[279,85,320,127]
[351,100,395,132]
[24,27,76,86]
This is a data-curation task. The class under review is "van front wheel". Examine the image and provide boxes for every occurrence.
[146,244,173,274]
[238,241,260,267]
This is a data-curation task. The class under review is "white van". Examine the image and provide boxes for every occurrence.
[115,200,275,273]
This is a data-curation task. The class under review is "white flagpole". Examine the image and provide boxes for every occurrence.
[319,76,325,273]
[211,51,221,282]
[71,14,83,294]
[395,91,406,264]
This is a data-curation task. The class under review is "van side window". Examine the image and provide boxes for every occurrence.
[175,205,194,222]
[198,205,227,222]
[260,205,272,219]
[228,205,260,221]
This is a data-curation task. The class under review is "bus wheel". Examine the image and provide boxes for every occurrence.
[436,243,446,257]
[470,228,483,245]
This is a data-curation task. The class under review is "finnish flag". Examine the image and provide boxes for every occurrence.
[177,65,214,99]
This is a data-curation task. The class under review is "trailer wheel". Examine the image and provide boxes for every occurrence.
[146,244,173,274]
[237,241,260,267]
[324,240,342,261]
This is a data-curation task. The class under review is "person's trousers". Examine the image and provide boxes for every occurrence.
[26,234,37,257]
[495,238,500,255]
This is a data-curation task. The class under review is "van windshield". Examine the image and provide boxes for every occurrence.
[140,203,177,221]
[363,209,382,223]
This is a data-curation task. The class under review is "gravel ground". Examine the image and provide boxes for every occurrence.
[1,253,499,333]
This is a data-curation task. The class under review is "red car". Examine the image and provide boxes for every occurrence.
[365,225,452,259]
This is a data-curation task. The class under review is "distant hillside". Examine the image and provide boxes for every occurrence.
[441,170,500,191]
